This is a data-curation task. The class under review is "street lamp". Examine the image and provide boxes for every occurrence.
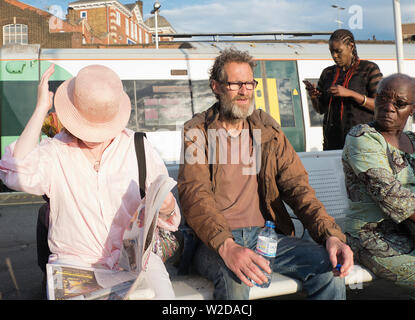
[331,5,345,29]
[151,1,161,49]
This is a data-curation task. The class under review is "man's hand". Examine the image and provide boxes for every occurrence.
[326,236,354,278]
[218,238,271,287]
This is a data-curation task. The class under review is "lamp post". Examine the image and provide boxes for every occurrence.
[331,5,345,29]
[392,1,409,130]
[151,1,161,49]
[392,0,404,73]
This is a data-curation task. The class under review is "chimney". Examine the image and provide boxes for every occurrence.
[137,1,143,17]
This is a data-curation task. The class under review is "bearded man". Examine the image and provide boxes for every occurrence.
[177,48,353,300]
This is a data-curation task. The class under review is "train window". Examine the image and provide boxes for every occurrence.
[188,80,216,114]
[304,78,324,127]
[277,78,295,127]
[123,79,215,132]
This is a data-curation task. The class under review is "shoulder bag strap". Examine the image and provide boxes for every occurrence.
[134,132,147,198]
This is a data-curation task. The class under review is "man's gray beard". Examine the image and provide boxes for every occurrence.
[219,95,255,121]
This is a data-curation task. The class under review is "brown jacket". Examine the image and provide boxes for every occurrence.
[178,103,346,251]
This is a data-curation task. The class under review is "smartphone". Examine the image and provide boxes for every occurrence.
[302,80,314,89]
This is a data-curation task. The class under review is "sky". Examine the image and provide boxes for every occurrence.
[21,0,415,41]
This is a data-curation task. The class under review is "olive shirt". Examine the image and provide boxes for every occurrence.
[342,124,415,258]
[316,60,382,150]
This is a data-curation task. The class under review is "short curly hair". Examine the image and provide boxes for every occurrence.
[209,48,256,96]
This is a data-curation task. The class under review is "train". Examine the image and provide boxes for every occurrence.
[1,40,415,164]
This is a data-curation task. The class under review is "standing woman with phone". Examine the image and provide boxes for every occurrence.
[304,29,383,150]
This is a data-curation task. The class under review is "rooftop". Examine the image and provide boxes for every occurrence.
[145,15,174,29]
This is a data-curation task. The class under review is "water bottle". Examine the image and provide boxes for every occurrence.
[253,221,278,288]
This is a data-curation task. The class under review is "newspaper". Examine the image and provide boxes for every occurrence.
[46,174,177,300]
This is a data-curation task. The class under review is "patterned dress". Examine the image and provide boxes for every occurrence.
[342,123,415,292]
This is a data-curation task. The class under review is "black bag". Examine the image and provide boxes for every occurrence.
[36,196,51,273]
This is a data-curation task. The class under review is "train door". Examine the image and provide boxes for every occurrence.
[253,60,305,152]
[254,60,305,152]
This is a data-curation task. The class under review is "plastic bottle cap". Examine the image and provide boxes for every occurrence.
[265,221,275,228]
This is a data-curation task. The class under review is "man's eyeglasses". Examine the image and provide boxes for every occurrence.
[376,96,415,110]
[224,80,258,91]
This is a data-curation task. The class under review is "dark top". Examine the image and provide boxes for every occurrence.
[316,59,382,150]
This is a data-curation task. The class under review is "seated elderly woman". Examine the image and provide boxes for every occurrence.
[342,73,415,294]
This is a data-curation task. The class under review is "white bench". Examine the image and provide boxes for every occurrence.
[166,150,375,300]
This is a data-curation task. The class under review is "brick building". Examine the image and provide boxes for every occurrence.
[0,0,104,48]
[1,0,177,48]
[67,0,152,45]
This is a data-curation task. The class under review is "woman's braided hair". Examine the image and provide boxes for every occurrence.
[329,29,359,60]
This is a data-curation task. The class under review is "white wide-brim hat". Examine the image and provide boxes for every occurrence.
[54,64,131,142]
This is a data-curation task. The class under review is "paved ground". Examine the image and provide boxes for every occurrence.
[0,202,413,300]
[0,203,44,300]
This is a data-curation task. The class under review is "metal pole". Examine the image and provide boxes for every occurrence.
[393,1,411,130]
[393,0,404,73]
[155,10,159,49]
[106,4,110,45]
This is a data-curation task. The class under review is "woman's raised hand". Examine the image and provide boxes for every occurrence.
[36,64,55,112]
[13,64,56,159]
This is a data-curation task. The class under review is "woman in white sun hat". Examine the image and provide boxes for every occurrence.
[0,64,180,299]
